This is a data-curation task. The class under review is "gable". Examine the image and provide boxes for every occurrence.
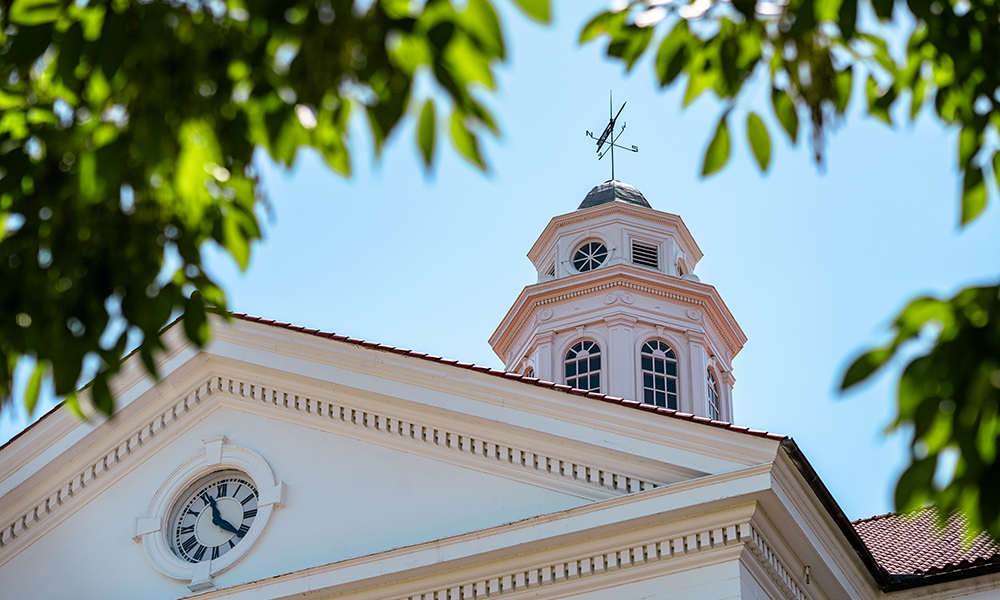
[0,318,784,597]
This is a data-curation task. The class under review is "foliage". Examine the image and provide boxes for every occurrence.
[580,0,1000,535]
[0,0,547,416]
[843,286,1000,537]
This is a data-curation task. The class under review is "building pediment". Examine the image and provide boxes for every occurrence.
[0,317,783,597]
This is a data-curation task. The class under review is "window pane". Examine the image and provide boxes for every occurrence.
[667,395,677,410]
[566,362,576,377]
[666,379,676,393]
[655,391,665,406]
[644,389,653,403]
[654,360,664,374]
[655,377,665,391]
[643,373,653,388]
[591,374,600,390]
[590,356,601,371]
[641,356,652,371]
[665,362,676,376]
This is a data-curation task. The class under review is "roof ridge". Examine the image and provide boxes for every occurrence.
[231,312,787,442]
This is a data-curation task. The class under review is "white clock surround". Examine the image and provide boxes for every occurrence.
[133,435,286,592]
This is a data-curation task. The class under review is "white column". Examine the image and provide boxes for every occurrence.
[534,331,556,384]
[684,329,709,417]
[720,370,736,422]
[605,315,638,400]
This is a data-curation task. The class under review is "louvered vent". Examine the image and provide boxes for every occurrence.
[631,241,659,269]
[546,264,555,277]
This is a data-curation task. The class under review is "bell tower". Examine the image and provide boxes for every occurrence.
[489,180,746,421]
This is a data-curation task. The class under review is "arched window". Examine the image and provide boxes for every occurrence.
[565,341,601,392]
[525,367,535,378]
[707,370,720,421]
[640,341,678,409]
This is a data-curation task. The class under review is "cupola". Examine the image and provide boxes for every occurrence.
[489,181,746,422]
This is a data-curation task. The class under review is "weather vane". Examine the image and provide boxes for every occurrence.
[586,91,638,181]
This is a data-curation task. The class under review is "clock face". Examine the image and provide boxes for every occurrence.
[169,470,259,563]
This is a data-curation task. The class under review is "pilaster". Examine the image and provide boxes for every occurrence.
[684,330,709,416]
[604,315,638,400]
[534,331,557,384]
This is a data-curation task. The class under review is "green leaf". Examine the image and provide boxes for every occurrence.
[746,112,771,172]
[834,67,853,114]
[993,151,1000,191]
[508,0,551,23]
[25,362,44,415]
[417,99,436,168]
[607,25,654,72]
[961,167,987,225]
[97,8,128,79]
[866,75,895,125]
[771,87,799,144]
[655,21,690,87]
[910,73,927,119]
[841,347,892,389]
[702,114,731,177]
[838,0,858,38]
[183,292,210,347]
[871,0,894,21]
[450,109,485,169]
[8,0,61,25]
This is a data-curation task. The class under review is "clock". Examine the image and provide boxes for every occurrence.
[169,470,260,563]
[135,435,285,592]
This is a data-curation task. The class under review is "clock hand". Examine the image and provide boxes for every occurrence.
[206,494,245,537]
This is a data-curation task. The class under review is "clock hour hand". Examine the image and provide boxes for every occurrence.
[206,494,244,537]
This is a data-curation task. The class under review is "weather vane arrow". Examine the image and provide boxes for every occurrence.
[586,91,638,181]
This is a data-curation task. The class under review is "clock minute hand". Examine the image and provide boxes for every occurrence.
[207,495,244,537]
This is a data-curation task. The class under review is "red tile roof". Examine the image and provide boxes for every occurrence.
[853,508,1000,576]
[231,313,787,442]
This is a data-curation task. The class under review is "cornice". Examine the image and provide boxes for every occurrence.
[491,266,746,363]
[0,368,671,567]
[527,203,703,268]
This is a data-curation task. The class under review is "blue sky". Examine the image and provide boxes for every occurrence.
[3,0,999,523]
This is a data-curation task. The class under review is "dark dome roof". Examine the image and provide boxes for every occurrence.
[578,180,651,210]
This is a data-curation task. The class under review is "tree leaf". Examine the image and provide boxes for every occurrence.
[834,67,853,114]
[838,0,858,38]
[961,166,987,225]
[871,0,894,21]
[993,151,1000,192]
[25,362,44,415]
[841,347,893,389]
[607,25,654,72]
[508,0,551,23]
[450,109,485,169]
[702,114,731,176]
[771,87,799,144]
[655,21,690,87]
[746,112,771,172]
[418,99,436,169]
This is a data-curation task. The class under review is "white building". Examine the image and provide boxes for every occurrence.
[1,181,997,599]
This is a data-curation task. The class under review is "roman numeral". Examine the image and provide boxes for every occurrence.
[179,525,194,535]
[182,536,198,552]
[233,484,242,498]
[217,483,227,498]
[243,509,257,520]
[212,546,220,560]
[228,540,236,549]
[187,509,200,517]
[200,493,211,506]
[240,494,254,505]
[192,545,206,561]
[238,524,250,537]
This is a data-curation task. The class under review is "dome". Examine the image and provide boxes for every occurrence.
[578,180,651,210]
